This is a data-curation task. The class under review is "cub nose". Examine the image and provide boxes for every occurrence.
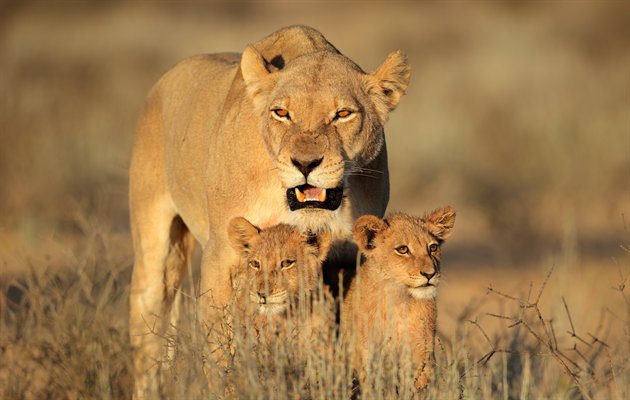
[257,292,267,304]
[291,157,323,178]
[421,270,436,281]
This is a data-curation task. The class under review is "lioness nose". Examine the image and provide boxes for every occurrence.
[257,292,267,304]
[291,157,323,178]
[421,270,436,281]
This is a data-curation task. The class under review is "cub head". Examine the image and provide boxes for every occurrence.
[228,217,332,315]
[353,206,456,300]
[240,45,410,221]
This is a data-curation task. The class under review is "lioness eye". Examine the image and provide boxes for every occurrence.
[272,108,290,120]
[394,245,409,255]
[281,259,296,270]
[335,109,353,120]
[429,243,439,253]
[248,260,260,270]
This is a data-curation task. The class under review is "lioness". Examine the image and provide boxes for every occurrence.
[343,207,456,393]
[129,25,409,397]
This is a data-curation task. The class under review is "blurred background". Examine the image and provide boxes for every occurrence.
[1,1,628,335]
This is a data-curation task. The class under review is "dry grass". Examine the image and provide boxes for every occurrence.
[1,1,629,399]
[2,223,628,398]
[0,222,133,399]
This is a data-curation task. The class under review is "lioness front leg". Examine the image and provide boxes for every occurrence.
[129,201,194,398]
[129,199,174,399]
[130,245,169,399]
[198,241,237,393]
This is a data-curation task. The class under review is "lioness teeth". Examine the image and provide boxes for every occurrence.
[295,188,306,203]
[318,188,327,202]
[295,186,327,203]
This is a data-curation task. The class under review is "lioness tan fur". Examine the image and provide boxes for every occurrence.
[227,217,331,341]
[343,207,455,392]
[129,25,410,397]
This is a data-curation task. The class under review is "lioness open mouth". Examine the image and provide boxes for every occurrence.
[286,184,344,211]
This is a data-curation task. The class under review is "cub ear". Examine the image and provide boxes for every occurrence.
[364,50,411,124]
[227,217,260,253]
[304,230,332,262]
[353,215,388,253]
[423,206,456,242]
[240,46,275,112]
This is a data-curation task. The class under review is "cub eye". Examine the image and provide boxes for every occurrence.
[281,259,296,270]
[334,109,353,120]
[429,243,439,253]
[394,245,409,255]
[272,108,290,120]
[248,260,260,270]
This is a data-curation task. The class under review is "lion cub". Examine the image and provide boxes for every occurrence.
[343,206,456,391]
[227,217,332,332]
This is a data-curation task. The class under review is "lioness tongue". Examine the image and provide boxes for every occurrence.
[296,187,326,202]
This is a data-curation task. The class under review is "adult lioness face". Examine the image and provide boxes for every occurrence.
[241,48,410,214]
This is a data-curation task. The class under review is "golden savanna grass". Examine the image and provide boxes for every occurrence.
[1,1,629,399]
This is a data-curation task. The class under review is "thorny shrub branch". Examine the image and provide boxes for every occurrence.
[472,266,618,400]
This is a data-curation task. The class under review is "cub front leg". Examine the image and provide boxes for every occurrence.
[414,358,433,391]
[412,311,437,391]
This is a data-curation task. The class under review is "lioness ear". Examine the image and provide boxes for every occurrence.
[227,217,260,253]
[353,215,388,253]
[304,230,332,262]
[241,46,275,112]
[365,51,411,124]
[423,206,456,242]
